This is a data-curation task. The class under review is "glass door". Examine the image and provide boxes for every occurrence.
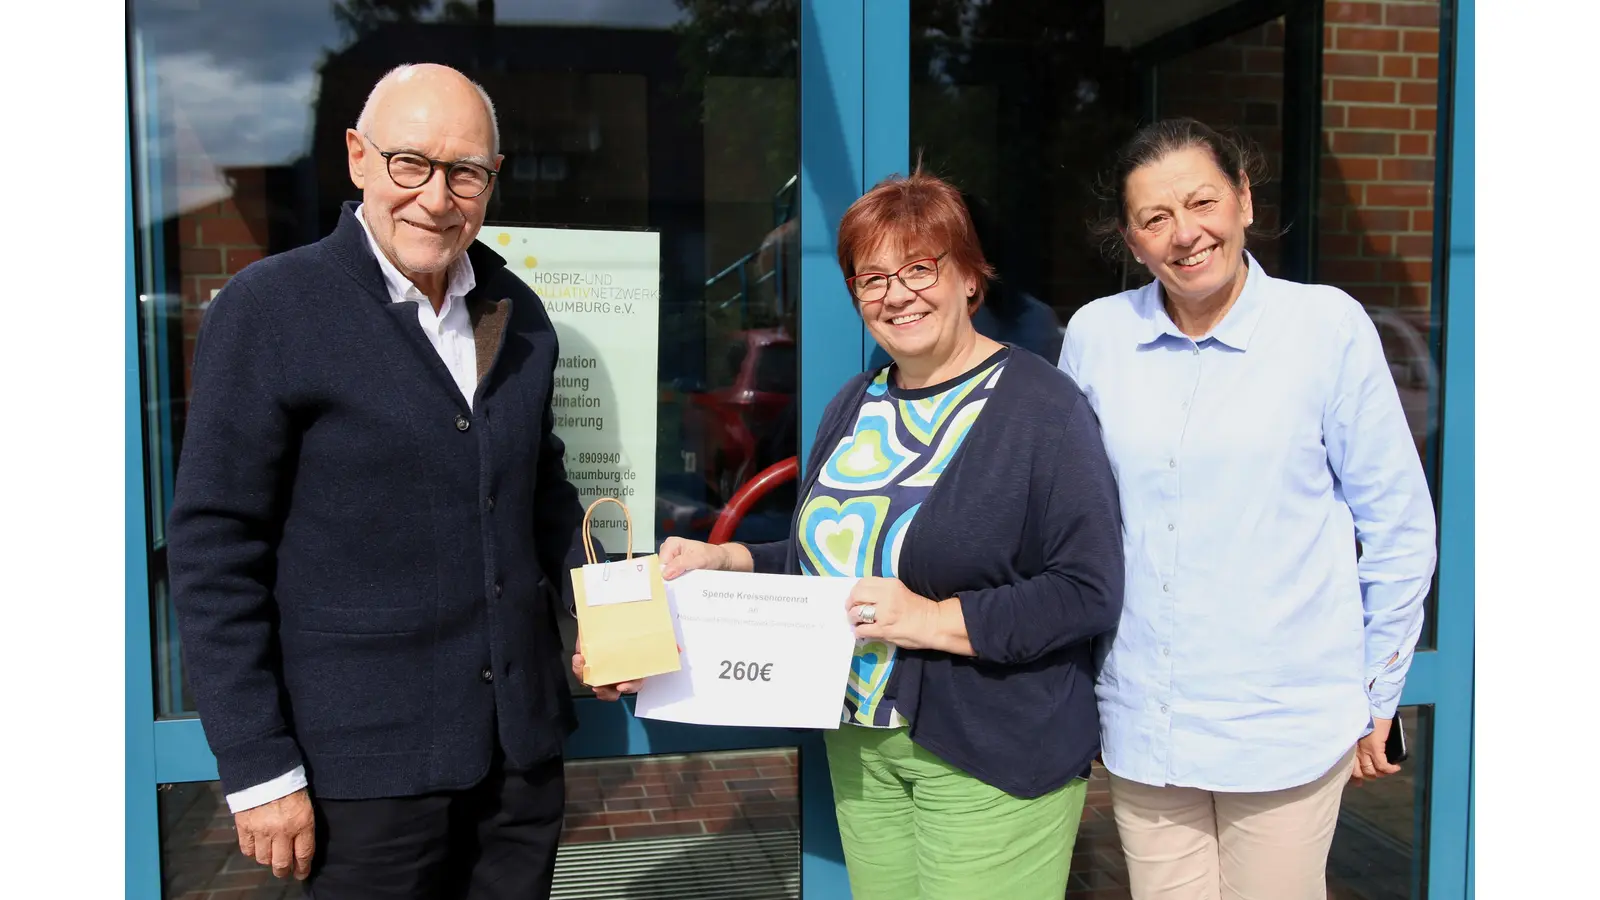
[125,1,878,897]
[892,0,1472,897]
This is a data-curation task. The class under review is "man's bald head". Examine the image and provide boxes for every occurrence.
[344,63,504,302]
[356,63,500,156]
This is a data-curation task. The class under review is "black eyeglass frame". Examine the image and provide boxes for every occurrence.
[361,132,498,200]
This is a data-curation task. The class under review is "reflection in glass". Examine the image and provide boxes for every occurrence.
[158,749,801,899]
[911,0,1142,334]
[1315,0,1446,647]
[909,2,1302,342]
[1328,706,1433,900]
[1061,708,1433,899]
[159,781,293,900]
[557,749,801,897]
[908,0,1449,650]
[910,6,1448,894]
[131,0,800,711]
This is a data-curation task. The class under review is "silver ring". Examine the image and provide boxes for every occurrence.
[857,604,876,624]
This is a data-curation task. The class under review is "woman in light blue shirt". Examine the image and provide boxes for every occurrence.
[1059,118,1437,900]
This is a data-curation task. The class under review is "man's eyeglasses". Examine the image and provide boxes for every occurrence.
[361,133,497,200]
[846,256,943,304]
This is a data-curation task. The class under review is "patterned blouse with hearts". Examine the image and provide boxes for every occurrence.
[797,347,1010,727]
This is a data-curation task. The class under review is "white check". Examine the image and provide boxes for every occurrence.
[633,570,858,730]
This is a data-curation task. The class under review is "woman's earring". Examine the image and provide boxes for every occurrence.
[1134,256,1143,264]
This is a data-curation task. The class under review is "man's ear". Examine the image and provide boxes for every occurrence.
[346,129,367,190]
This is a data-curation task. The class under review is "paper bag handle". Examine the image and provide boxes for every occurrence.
[581,497,633,564]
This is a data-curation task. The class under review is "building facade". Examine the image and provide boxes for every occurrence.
[125,1,1475,896]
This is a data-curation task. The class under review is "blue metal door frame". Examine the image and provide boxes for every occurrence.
[126,97,164,900]
[1436,1,1475,896]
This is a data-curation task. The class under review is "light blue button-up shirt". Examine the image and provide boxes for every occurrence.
[1060,254,1436,792]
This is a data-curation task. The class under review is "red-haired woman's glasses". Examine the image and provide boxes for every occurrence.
[846,256,942,304]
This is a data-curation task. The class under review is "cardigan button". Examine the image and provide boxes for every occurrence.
[480,667,494,683]
[455,415,471,432]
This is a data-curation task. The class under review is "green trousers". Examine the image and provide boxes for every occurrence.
[823,724,1087,899]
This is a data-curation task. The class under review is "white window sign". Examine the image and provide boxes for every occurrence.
[485,224,660,552]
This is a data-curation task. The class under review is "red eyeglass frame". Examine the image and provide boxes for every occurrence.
[844,255,944,304]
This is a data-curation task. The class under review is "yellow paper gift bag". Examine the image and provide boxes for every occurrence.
[571,497,682,687]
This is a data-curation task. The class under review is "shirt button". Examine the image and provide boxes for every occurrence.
[486,495,496,511]
[455,415,471,432]
[1163,583,1171,592]
[493,582,504,598]
[1168,523,1175,532]
[1168,459,1177,468]
[1163,647,1171,657]
[480,667,494,683]
[1160,704,1169,714]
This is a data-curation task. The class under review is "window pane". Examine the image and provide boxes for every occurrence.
[908,1,1300,349]
[1064,707,1432,898]
[911,4,1447,896]
[131,0,800,713]
[559,749,802,898]
[157,749,801,899]
[911,0,1137,337]
[1317,0,1445,647]
[1328,706,1434,899]
[910,0,1447,649]
[158,782,278,900]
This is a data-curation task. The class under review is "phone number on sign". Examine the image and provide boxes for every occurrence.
[572,452,621,464]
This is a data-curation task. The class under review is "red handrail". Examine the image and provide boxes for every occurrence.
[708,456,799,545]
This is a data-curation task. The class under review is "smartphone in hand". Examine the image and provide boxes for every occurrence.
[1384,715,1408,765]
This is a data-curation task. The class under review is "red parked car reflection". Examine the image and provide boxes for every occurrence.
[683,327,797,504]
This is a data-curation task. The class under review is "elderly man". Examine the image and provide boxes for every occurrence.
[168,63,588,899]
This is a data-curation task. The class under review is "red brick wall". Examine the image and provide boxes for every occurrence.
[561,750,799,844]
[1151,2,1441,314]
[160,755,1409,899]
[159,750,802,899]
[1153,2,1443,461]
[1319,0,1441,309]
[175,168,273,394]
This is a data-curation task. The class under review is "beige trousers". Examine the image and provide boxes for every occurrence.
[1108,746,1356,900]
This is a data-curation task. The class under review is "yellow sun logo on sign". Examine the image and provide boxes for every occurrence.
[496,232,511,246]
[524,256,538,269]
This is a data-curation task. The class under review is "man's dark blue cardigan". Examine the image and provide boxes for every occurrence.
[168,203,589,800]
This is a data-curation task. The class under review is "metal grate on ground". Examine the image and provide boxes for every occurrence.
[551,830,800,900]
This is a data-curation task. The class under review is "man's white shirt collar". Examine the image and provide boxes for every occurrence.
[354,203,477,306]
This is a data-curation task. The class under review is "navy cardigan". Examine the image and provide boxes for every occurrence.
[167,203,588,800]
[749,348,1124,798]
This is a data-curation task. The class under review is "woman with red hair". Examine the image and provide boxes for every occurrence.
[582,168,1124,898]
